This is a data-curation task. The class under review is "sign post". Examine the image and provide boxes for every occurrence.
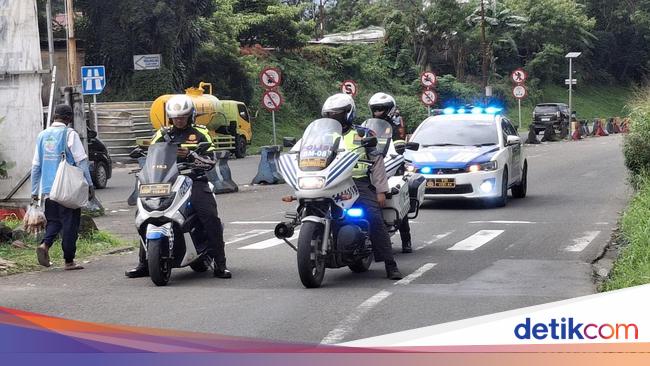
[512,85,527,129]
[81,65,106,131]
[565,52,581,140]
[261,90,284,145]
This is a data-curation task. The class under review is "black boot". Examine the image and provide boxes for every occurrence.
[402,241,412,254]
[125,262,148,278]
[213,260,232,279]
[385,260,403,280]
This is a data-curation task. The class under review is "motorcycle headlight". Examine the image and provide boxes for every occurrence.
[467,161,498,172]
[298,176,325,190]
[142,193,176,211]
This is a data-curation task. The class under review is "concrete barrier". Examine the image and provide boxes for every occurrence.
[252,146,285,185]
[208,151,239,194]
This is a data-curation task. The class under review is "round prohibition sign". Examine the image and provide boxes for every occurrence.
[262,90,284,112]
[341,80,358,97]
[511,68,528,84]
[420,71,437,88]
[512,85,528,100]
[259,67,282,89]
[421,89,438,106]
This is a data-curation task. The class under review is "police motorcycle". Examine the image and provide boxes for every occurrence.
[130,141,216,286]
[360,119,425,234]
[275,118,391,288]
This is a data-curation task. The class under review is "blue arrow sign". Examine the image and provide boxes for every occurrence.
[81,66,106,95]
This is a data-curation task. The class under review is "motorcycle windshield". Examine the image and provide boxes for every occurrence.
[361,118,393,152]
[299,118,342,171]
[140,142,179,184]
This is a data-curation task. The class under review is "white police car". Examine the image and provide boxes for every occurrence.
[404,107,527,207]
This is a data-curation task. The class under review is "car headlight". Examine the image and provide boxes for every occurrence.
[467,161,498,172]
[298,176,325,190]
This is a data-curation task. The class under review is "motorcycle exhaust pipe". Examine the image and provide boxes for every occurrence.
[274,222,296,239]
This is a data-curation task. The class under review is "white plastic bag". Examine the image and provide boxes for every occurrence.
[23,204,47,235]
[49,146,89,209]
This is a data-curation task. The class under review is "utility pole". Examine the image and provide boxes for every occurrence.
[46,0,54,70]
[480,0,489,94]
[65,0,79,85]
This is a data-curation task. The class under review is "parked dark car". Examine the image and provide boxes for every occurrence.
[532,103,570,134]
[87,128,112,189]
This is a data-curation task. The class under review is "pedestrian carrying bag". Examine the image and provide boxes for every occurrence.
[49,129,89,209]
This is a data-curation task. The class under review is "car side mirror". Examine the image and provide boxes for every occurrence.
[283,137,297,148]
[506,135,521,146]
[405,142,420,151]
[361,136,377,148]
[87,129,97,138]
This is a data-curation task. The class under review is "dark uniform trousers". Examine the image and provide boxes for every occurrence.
[191,180,226,266]
[353,178,395,263]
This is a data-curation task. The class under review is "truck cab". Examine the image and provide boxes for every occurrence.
[221,100,253,158]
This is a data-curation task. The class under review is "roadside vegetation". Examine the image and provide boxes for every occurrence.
[602,88,650,291]
[0,218,131,276]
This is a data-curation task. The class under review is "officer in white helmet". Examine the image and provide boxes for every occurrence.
[321,93,403,280]
[126,95,232,279]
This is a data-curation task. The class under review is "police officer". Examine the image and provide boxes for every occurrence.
[368,92,412,253]
[125,95,231,279]
[322,93,403,280]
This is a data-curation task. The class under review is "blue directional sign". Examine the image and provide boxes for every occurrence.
[81,66,106,95]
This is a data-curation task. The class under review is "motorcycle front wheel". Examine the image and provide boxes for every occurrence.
[297,221,326,288]
[147,239,172,286]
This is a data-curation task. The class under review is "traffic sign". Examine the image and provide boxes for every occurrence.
[133,54,161,70]
[420,90,438,106]
[81,66,106,95]
[262,90,284,112]
[565,79,577,85]
[341,80,358,97]
[511,68,528,84]
[259,67,282,89]
[512,85,528,99]
[420,71,437,88]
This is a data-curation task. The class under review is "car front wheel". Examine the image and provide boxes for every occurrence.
[91,161,109,189]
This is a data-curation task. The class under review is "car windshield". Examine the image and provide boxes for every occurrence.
[139,142,179,184]
[535,105,560,114]
[411,118,498,147]
[299,118,342,172]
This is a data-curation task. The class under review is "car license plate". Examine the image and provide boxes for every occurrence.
[139,184,172,197]
[541,117,551,122]
[426,178,456,189]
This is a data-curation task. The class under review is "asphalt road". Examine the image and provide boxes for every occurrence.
[0,135,630,344]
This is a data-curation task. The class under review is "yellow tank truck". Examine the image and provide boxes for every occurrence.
[150,82,252,158]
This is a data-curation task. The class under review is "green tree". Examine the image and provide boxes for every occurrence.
[235,1,314,50]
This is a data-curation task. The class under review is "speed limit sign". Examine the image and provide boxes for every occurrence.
[512,85,528,99]
[341,80,358,97]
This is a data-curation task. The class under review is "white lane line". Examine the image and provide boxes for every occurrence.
[320,290,392,345]
[225,229,273,245]
[238,231,300,250]
[594,222,610,226]
[394,263,436,286]
[565,231,600,252]
[414,232,453,251]
[229,221,279,225]
[447,230,504,251]
[469,220,535,224]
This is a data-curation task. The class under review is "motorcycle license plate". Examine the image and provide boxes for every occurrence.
[139,184,172,197]
[426,178,456,188]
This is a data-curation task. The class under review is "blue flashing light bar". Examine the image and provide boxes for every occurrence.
[346,208,364,218]
[420,167,433,174]
[441,106,503,115]
[471,107,483,114]
[443,107,455,115]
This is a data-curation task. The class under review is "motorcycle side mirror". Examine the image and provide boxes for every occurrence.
[361,136,377,148]
[283,137,297,148]
[195,142,212,154]
[87,129,98,138]
[405,142,420,151]
[129,148,145,159]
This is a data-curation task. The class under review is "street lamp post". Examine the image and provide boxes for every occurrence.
[565,52,581,139]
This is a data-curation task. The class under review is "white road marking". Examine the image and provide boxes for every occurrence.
[469,220,535,224]
[394,263,436,286]
[447,230,504,251]
[320,290,392,345]
[415,232,453,251]
[594,222,610,226]
[229,221,279,225]
[225,229,273,245]
[238,231,300,250]
[565,231,600,252]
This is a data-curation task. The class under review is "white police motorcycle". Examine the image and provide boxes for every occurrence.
[133,141,215,286]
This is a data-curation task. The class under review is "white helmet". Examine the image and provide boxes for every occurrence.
[368,92,397,120]
[165,95,195,120]
[321,93,356,126]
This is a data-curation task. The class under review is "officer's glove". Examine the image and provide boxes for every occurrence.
[191,152,216,171]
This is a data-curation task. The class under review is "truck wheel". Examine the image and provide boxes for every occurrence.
[91,161,108,189]
[234,135,247,159]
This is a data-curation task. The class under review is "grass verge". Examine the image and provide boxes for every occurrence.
[601,173,650,291]
[0,219,133,276]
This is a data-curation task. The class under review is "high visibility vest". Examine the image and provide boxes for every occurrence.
[342,129,370,179]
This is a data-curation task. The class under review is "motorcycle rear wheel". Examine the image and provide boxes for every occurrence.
[297,221,326,288]
[147,239,172,286]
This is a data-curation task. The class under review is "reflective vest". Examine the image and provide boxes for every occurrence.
[342,129,370,179]
[151,125,215,151]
